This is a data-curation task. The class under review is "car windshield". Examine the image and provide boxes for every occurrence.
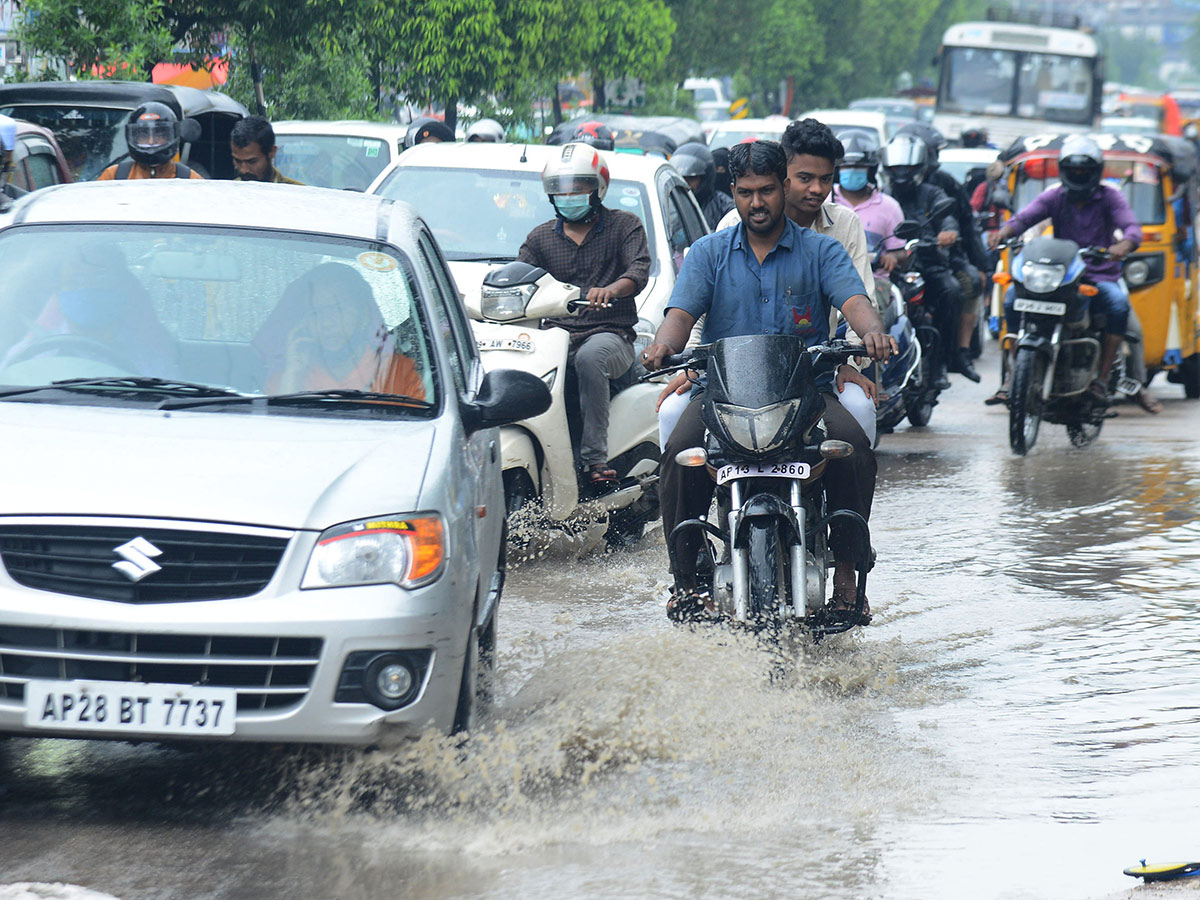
[0,105,130,181]
[377,166,655,260]
[939,48,1094,126]
[0,226,438,414]
[1014,158,1166,225]
[708,126,785,150]
[274,134,392,191]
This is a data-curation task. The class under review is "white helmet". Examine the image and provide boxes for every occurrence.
[466,118,505,143]
[541,142,610,204]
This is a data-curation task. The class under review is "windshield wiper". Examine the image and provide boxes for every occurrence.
[160,389,434,411]
[0,377,248,400]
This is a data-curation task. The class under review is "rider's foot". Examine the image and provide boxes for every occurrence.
[1134,388,1163,414]
[934,369,952,391]
[819,592,872,627]
[984,389,1009,406]
[666,587,714,623]
[1087,379,1110,404]
[951,349,981,383]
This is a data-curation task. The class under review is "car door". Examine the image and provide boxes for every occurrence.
[656,167,709,274]
[415,228,502,606]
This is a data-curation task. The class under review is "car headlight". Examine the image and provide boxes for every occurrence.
[1124,258,1150,287]
[302,514,446,590]
[1020,262,1066,295]
[714,400,799,454]
[480,284,536,321]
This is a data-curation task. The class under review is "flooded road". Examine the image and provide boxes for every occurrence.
[3,345,1200,900]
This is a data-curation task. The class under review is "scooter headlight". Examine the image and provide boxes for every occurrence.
[1020,261,1066,295]
[479,283,537,321]
[714,400,799,455]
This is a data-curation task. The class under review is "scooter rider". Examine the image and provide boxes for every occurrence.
[896,123,987,382]
[98,102,203,181]
[832,131,906,278]
[517,142,652,488]
[643,140,896,623]
[671,141,735,229]
[882,133,962,389]
[988,134,1141,405]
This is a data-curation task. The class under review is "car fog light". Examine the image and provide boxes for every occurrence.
[375,663,413,700]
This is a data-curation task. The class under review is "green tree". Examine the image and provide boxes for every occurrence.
[17,0,174,78]
[584,0,674,110]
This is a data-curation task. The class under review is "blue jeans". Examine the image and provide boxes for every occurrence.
[1004,280,1129,336]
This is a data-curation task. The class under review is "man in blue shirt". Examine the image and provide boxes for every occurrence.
[643,140,896,623]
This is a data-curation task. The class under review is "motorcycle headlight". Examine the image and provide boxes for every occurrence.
[1020,262,1066,295]
[714,400,799,454]
[479,283,537,321]
[302,514,446,590]
[1124,258,1150,287]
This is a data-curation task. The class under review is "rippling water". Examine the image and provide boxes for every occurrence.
[2,357,1200,900]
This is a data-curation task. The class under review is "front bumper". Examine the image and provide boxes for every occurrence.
[0,575,473,746]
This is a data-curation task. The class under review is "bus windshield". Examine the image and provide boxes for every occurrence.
[939,47,1094,125]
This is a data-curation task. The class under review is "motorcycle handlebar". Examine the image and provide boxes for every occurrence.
[638,340,870,382]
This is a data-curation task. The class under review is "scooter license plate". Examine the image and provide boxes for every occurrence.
[716,461,811,485]
[1013,298,1067,316]
[476,337,535,352]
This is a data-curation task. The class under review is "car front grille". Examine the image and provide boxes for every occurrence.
[0,626,322,712]
[0,525,289,603]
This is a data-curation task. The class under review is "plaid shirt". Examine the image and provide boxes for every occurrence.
[517,207,651,344]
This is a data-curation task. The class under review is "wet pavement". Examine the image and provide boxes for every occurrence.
[2,343,1199,900]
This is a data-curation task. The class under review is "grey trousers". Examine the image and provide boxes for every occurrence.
[569,331,635,466]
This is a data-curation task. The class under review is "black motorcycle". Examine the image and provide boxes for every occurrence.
[652,336,873,637]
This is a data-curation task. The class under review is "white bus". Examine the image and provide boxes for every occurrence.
[934,15,1103,147]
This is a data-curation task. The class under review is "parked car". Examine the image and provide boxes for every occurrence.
[0,81,247,181]
[682,77,731,122]
[0,180,549,744]
[7,120,72,192]
[706,116,790,150]
[272,120,409,192]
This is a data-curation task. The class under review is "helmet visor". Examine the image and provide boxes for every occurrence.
[882,137,924,168]
[129,118,177,150]
[670,152,707,178]
[543,172,600,195]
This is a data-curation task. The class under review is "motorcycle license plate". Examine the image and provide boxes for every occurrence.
[24,679,237,736]
[716,461,811,485]
[476,337,535,352]
[1013,298,1067,316]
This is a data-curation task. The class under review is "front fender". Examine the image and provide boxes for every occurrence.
[732,492,801,549]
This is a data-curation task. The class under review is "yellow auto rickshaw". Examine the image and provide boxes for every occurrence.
[996,132,1200,398]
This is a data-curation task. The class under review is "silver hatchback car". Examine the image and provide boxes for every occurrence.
[0,180,549,745]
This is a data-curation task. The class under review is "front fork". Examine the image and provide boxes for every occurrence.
[726,479,813,622]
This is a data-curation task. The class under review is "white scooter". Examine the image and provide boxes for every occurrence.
[466,262,662,546]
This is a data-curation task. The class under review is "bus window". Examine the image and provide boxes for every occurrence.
[1017,53,1093,124]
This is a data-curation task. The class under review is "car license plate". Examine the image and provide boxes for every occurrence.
[23,679,237,736]
[716,461,811,485]
[477,337,535,352]
[1013,298,1067,316]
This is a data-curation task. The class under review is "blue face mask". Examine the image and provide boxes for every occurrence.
[554,194,594,221]
[839,168,869,192]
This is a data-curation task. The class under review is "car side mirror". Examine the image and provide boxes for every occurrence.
[180,118,202,144]
[461,368,551,433]
[893,220,922,240]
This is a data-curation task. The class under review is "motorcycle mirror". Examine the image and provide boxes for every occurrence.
[819,440,854,459]
[674,447,708,467]
[930,197,956,220]
[893,220,922,241]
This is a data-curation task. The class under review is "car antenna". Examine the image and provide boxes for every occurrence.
[520,144,528,163]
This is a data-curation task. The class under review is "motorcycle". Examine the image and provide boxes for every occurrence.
[468,261,662,546]
[651,337,873,637]
[997,237,1120,455]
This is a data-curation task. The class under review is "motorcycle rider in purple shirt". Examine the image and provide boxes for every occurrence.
[989,135,1140,402]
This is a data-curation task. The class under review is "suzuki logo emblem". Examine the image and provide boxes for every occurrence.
[112,537,163,582]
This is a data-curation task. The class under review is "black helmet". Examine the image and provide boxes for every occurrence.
[670,141,716,203]
[126,101,180,168]
[838,131,880,182]
[961,128,988,148]
[882,134,928,195]
[404,116,455,149]
[895,121,946,169]
[1058,135,1104,200]
[570,120,615,151]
